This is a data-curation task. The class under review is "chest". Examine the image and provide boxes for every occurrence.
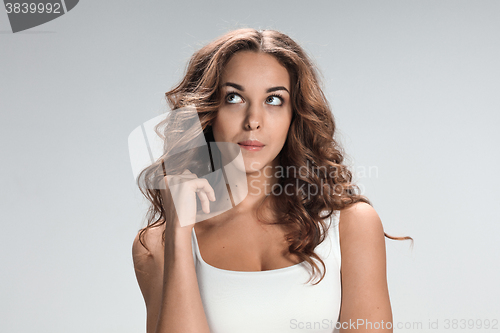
[194,219,301,272]
[191,221,342,333]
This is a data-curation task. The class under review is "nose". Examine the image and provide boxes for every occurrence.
[243,103,262,130]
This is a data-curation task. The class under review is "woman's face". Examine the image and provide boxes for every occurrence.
[212,51,293,174]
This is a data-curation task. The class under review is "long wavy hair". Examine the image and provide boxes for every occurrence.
[136,28,411,284]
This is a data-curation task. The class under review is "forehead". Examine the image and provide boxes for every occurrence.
[221,51,290,89]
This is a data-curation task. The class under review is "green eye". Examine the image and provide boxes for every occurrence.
[226,93,243,104]
[266,95,283,106]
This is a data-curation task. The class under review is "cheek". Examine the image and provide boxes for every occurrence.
[279,126,291,144]
[215,108,243,127]
[211,116,222,138]
[211,115,232,141]
[276,113,292,141]
[211,121,220,141]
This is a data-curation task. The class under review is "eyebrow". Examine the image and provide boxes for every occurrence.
[222,82,290,94]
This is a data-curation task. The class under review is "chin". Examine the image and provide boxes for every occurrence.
[242,160,264,174]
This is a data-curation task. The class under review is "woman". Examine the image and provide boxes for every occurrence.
[132,28,407,333]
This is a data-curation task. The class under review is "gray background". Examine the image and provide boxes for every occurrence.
[1,1,499,332]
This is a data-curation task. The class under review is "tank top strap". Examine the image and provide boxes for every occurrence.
[315,211,341,271]
[191,228,198,265]
[329,210,341,270]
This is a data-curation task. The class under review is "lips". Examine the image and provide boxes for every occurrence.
[237,140,265,152]
[237,140,264,147]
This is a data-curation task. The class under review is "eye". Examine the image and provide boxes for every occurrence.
[225,92,243,104]
[266,94,284,106]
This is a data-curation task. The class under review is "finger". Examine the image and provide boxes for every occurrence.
[166,173,196,188]
[196,190,210,214]
[194,178,216,202]
[180,174,198,179]
[178,170,199,182]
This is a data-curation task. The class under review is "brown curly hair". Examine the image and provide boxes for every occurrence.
[136,28,411,285]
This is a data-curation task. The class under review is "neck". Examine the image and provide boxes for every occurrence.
[232,156,281,212]
[220,157,279,212]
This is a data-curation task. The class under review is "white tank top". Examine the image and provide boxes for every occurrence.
[191,211,342,333]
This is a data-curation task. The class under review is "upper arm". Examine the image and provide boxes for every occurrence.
[338,202,393,332]
[132,227,165,333]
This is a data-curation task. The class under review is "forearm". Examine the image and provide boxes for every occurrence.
[155,226,210,333]
[339,310,393,332]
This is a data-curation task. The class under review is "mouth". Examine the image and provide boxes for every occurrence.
[237,140,265,151]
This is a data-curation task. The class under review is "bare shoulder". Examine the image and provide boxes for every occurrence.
[132,225,165,307]
[132,225,165,266]
[338,201,384,240]
[338,202,392,328]
[338,201,387,286]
